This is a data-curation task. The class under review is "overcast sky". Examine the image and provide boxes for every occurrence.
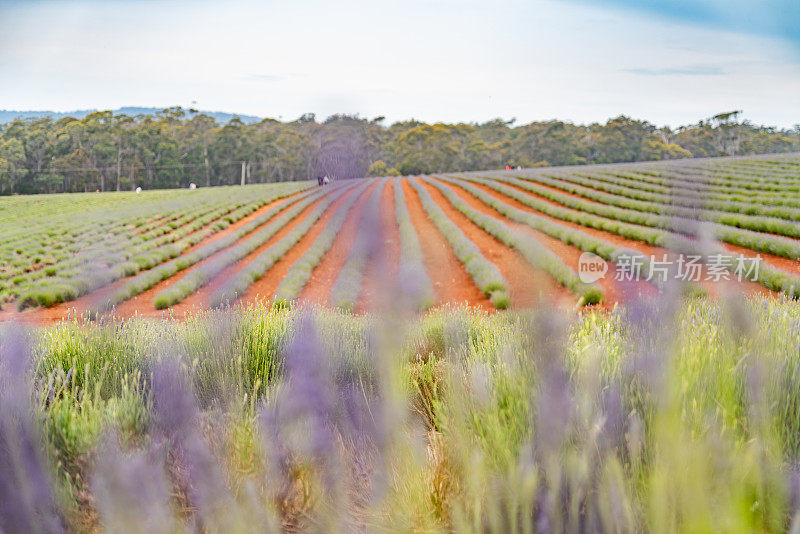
[0,0,798,128]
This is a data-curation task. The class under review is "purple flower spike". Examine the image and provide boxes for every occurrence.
[151,358,199,441]
[91,434,175,532]
[280,312,338,462]
[0,327,64,534]
[150,356,234,527]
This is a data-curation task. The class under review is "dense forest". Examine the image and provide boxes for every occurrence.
[0,108,798,194]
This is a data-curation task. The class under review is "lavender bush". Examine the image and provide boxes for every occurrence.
[393,179,436,311]
[212,183,362,308]
[422,176,603,305]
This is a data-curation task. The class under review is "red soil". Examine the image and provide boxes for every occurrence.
[431,177,632,304]
[531,172,800,244]
[178,190,308,256]
[511,173,800,272]
[721,243,800,276]
[417,178,572,309]
[400,178,493,311]
[1,176,786,327]
[8,196,258,284]
[442,177,660,304]
[113,192,322,319]
[297,183,377,307]
[151,195,336,318]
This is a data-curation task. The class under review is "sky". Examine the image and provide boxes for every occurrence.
[0,0,798,128]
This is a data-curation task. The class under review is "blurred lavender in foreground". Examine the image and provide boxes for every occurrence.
[1,294,800,532]
[0,328,63,534]
[150,357,236,529]
[91,435,175,534]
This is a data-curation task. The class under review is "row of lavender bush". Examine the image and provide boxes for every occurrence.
[96,185,315,312]
[151,186,343,309]
[272,182,372,307]
[210,183,361,308]
[328,181,386,312]
[392,179,436,311]
[423,177,603,305]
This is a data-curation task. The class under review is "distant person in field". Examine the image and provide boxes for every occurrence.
[323,175,330,185]
[317,176,323,186]
[505,164,512,170]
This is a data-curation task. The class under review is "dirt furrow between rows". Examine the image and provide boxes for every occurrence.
[179,189,309,256]
[503,177,800,277]
[113,193,328,319]
[0,191,310,324]
[438,178,658,303]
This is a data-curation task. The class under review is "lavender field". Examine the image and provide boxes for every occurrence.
[3,0,799,531]
[2,291,800,532]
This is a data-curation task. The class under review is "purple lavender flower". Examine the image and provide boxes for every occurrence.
[528,311,573,455]
[0,327,64,533]
[275,312,338,463]
[598,385,625,453]
[151,358,198,440]
[788,465,800,518]
[91,434,175,532]
[150,356,234,527]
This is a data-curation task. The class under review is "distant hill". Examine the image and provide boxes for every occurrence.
[0,107,263,124]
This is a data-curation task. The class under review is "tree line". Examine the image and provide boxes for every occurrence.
[0,107,797,195]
